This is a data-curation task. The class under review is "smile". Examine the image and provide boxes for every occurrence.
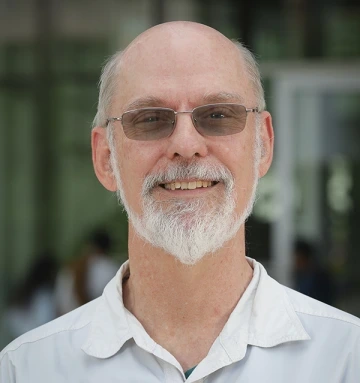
[160,180,219,190]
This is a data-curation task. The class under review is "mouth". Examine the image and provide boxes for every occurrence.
[159,180,219,190]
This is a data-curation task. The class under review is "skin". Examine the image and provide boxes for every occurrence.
[92,21,274,370]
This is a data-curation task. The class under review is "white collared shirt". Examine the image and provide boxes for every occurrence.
[1,258,359,382]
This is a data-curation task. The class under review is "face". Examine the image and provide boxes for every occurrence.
[92,24,274,264]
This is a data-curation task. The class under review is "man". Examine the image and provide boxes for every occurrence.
[1,21,359,382]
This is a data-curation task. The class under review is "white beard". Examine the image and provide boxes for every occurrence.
[109,128,261,265]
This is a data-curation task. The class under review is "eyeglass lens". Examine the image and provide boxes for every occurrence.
[121,104,248,141]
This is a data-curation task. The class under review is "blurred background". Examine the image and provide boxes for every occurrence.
[0,0,359,348]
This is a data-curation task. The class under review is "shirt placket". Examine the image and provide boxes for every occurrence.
[160,358,187,383]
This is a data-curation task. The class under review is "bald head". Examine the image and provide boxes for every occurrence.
[122,21,237,60]
[93,21,265,129]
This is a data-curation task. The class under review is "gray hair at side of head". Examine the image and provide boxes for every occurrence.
[231,40,266,112]
[92,40,265,138]
[92,51,124,132]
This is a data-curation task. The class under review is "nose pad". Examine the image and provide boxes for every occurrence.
[166,113,208,159]
[191,116,200,135]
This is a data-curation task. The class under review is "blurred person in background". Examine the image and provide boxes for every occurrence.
[1,21,359,382]
[4,252,58,340]
[55,228,119,315]
[294,239,335,305]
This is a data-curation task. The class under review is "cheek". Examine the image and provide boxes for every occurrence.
[221,140,256,203]
[216,137,253,175]
[117,141,143,207]
[117,139,162,209]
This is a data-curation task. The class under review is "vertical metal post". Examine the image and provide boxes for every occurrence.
[233,0,253,47]
[272,77,295,286]
[34,0,55,251]
[0,45,15,348]
[151,0,166,25]
[303,0,324,58]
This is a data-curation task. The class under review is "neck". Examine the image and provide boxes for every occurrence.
[123,224,253,370]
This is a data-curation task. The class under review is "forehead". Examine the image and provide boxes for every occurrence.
[113,28,254,110]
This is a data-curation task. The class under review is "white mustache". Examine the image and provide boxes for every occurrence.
[142,160,234,197]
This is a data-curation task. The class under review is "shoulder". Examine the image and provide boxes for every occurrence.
[283,285,360,331]
[282,285,360,380]
[0,297,100,362]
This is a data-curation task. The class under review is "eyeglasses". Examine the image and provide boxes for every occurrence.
[106,103,259,141]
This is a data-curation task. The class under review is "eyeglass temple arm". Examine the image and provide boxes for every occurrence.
[246,107,259,113]
[106,117,122,126]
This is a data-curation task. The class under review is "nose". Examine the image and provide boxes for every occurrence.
[165,113,208,160]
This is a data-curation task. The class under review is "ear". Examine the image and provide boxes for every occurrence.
[91,127,117,192]
[257,111,274,178]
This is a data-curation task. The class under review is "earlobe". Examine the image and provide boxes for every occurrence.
[258,112,274,178]
[91,127,117,192]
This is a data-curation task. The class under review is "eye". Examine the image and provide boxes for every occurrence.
[201,107,235,119]
[136,113,161,123]
[209,110,226,119]
[130,110,166,126]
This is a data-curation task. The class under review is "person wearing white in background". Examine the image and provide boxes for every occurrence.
[1,21,359,383]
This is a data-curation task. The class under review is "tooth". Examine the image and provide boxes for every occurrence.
[165,184,170,189]
[171,183,175,190]
[196,181,202,188]
[175,182,181,189]
[181,182,188,190]
[202,181,208,188]
[208,181,212,187]
[188,181,196,190]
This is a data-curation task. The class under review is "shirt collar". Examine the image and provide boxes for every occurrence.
[82,258,310,360]
[247,258,310,347]
[82,262,132,358]
[218,258,310,362]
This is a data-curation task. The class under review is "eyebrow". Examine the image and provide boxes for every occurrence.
[124,92,246,112]
[125,96,165,111]
[202,92,246,104]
